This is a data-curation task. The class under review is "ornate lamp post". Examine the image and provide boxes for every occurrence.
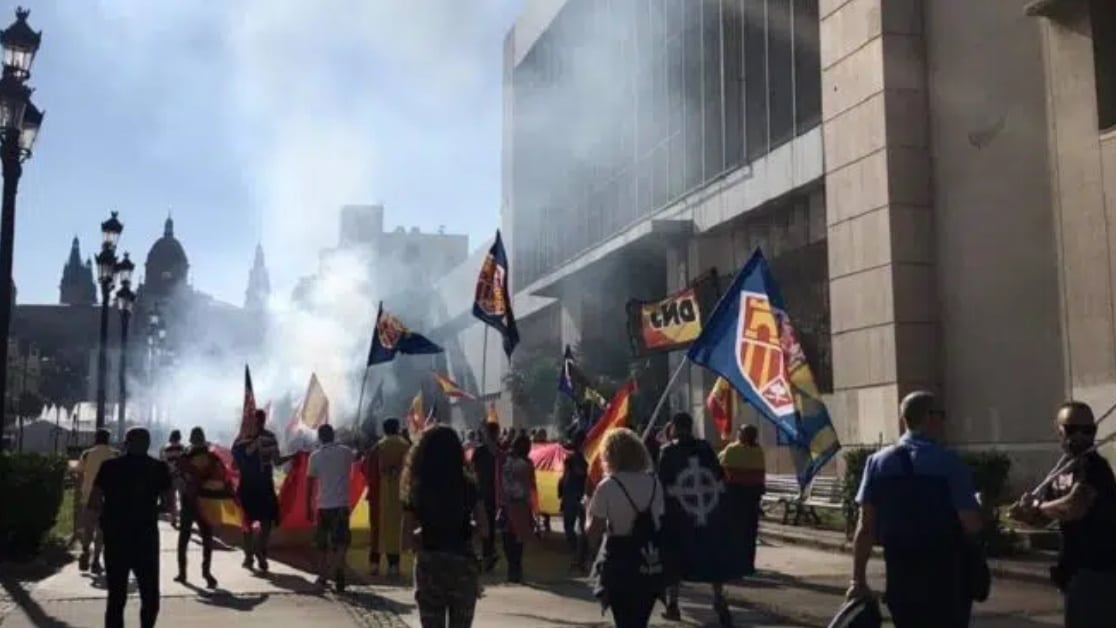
[94,212,123,429]
[0,8,41,450]
[114,254,134,442]
[146,302,165,426]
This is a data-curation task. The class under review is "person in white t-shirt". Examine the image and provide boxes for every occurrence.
[307,424,355,592]
[587,427,665,627]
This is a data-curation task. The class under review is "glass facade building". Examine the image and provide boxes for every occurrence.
[511,0,822,288]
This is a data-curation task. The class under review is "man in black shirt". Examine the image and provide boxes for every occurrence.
[557,430,589,571]
[87,427,173,628]
[1010,401,1116,627]
[470,421,501,572]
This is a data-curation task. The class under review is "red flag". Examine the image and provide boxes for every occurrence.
[585,381,635,491]
[236,365,257,442]
[707,377,734,441]
[432,370,476,400]
[277,450,366,529]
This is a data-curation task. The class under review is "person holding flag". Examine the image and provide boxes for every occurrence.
[177,427,231,589]
[232,408,292,573]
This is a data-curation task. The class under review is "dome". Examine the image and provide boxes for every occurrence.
[144,216,189,295]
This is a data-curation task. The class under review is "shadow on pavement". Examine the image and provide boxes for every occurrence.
[338,587,414,616]
[178,580,270,612]
[254,570,320,595]
[0,578,79,628]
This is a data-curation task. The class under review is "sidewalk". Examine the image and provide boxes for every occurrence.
[0,523,801,627]
[727,535,1064,627]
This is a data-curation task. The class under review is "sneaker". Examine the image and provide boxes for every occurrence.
[242,556,254,570]
[90,559,103,575]
[78,552,90,572]
[661,603,682,621]
[256,555,269,573]
[204,573,218,589]
[174,573,187,584]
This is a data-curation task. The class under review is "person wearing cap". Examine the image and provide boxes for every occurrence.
[719,424,765,575]
[1008,401,1116,627]
[846,391,982,627]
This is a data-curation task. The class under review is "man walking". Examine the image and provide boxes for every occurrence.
[232,409,290,572]
[1009,401,1116,627]
[557,430,589,571]
[719,424,765,574]
[177,427,227,588]
[471,420,502,572]
[307,424,355,592]
[77,428,117,574]
[160,430,185,528]
[367,418,410,577]
[85,427,172,628]
[847,391,983,627]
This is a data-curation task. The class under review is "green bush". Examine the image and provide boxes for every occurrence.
[0,452,68,561]
[841,447,878,539]
[960,450,1015,556]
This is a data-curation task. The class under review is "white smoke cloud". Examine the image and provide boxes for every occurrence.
[55,0,523,439]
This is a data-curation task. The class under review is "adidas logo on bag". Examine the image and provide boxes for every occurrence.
[640,544,663,575]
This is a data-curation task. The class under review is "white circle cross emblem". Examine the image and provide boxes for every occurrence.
[667,456,724,527]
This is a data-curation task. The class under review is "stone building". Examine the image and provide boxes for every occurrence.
[502,0,1116,484]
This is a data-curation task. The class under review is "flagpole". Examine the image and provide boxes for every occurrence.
[354,366,371,429]
[641,357,689,440]
[480,326,490,397]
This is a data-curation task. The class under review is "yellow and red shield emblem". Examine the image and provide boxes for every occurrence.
[474,255,508,318]
[377,312,408,350]
[736,292,795,417]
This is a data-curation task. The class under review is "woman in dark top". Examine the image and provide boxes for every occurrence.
[402,425,490,628]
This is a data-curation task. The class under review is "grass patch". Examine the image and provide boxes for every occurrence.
[50,486,77,542]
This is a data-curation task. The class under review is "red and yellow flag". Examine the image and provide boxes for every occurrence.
[486,402,500,425]
[707,376,734,441]
[406,391,425,437]
[433,370,476,400]
[585,381,636,490]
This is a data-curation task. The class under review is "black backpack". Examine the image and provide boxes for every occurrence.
[608,476,666,590]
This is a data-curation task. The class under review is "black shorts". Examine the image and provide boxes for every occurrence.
[315,508,351,550]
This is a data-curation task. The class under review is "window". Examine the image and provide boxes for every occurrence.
[793,0,821,132]
[744,0,769,160]
[1093,0,1116,131]
[768,0,795,149]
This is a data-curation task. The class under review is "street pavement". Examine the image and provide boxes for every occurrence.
[726,537,1065,627]
[0,523,798,627]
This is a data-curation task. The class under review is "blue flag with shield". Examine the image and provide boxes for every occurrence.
[687,249,841,490]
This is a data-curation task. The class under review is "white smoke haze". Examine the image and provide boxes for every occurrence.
[56,0,521,442]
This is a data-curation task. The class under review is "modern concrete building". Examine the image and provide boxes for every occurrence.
[502,0,1116,483]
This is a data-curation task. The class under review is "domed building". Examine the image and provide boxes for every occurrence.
[143,216,190,300]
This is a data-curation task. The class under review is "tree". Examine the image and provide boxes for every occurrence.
[503,349,568,425]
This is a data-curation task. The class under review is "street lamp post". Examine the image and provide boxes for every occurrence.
[0,8,42,451]
[146,302,164,427]
[115,254,134,442]
[94,212,123,429]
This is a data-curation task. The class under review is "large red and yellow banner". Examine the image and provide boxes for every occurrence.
[626,269,720,355]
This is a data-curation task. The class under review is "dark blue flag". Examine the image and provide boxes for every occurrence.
[366,302,443,366]
[687,248,840,489]
[658,437,749,582]
[472,231,519,357]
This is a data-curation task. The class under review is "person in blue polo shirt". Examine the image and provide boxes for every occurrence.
[845,391,983,627]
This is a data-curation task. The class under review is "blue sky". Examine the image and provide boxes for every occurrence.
[11,0,523,305]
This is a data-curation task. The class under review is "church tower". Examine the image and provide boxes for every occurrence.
[59,236,96,305]
[245,243,270,311]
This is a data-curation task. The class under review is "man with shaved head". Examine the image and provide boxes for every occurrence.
[846,391,982,627]
[1010,401,1116,627]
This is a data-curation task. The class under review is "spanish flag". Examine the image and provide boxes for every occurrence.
[707,377,734,441]
[486,402,500,425]
[585,380,636,491]
[433,370,475,400]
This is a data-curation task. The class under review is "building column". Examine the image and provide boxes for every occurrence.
[821,0,938,446]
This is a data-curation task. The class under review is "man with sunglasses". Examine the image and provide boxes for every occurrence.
[1009,401,1116,627]
[846,391,983,627]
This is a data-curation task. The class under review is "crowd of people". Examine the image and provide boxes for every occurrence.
[70,391,1116,628]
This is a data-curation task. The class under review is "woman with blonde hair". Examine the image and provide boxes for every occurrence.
[401,425,490,627]
[587,427,666,627]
